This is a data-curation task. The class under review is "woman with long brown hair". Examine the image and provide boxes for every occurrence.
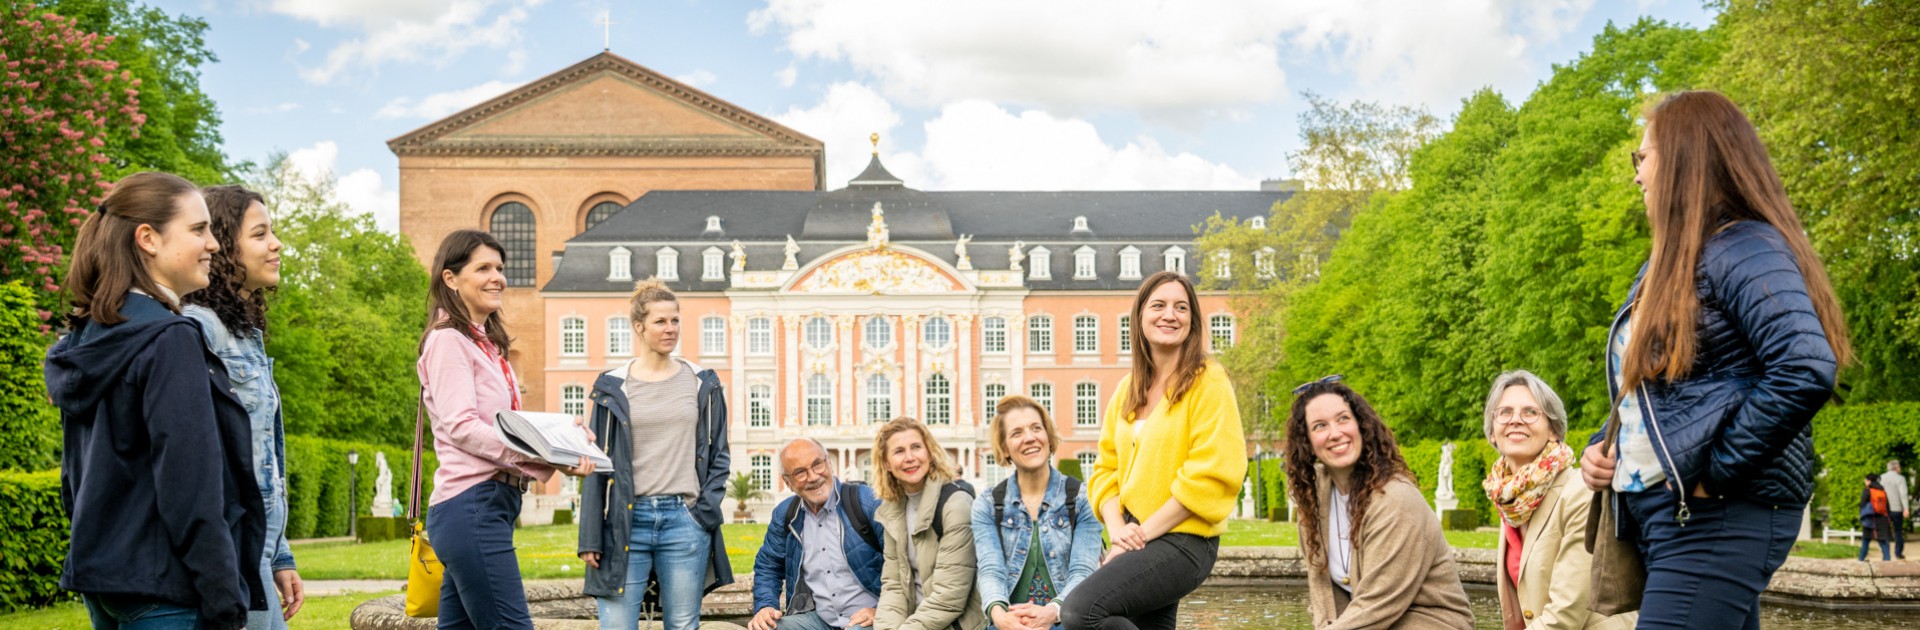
[1060,271,1246,630]
[1284,377,1471,629]
[1579,90,1850,629]
[417,229,595,629]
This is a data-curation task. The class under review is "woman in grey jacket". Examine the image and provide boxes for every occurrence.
[578,279,734,630]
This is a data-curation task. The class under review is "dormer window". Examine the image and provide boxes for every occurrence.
[702,247,726,281]
[1214,251,1231,279]
[1249,217,1267,230]
[1256,247,1275,278]
[1029,246,1052,280]
[1074,246,1096,279]
[705,216,723,232]
[1072,216,1089,232]
[655,247,679,281]
[1119,246,1141,280]
[608,246,632,281]
[1164,246,1186,275]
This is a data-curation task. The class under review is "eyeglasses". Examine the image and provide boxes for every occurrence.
[1631,148,1655,169]
[1292,374,1343,396]
[783,458,830,482]
[1494,407,1545,425]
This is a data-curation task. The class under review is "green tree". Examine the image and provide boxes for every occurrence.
[254,156,429,445]
[726,472,769,517]
[1708,0,1920,403]
[0,282,58,471]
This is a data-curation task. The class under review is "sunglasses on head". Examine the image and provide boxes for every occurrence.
[1291,374,1343,396]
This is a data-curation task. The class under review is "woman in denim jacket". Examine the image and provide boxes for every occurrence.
[182,185,302,629]
[970,396,1102,630]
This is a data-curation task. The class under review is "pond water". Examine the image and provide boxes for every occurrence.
[1174,586,1913,629]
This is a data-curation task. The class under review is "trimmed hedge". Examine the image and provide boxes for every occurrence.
[285,435,439,540]
[1811,403,1920,529]
[1249,458,1287,520]
[0,470,68,613]
[356,516,407,544]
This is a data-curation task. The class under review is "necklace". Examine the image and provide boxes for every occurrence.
[1331,489,1352,585]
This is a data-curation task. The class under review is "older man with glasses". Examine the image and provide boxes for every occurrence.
[750,438,889,630]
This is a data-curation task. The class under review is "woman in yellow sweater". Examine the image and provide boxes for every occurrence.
[1060,271,1247,630]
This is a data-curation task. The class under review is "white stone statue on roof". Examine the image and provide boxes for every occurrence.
[783,235,800,270]
[1009,240,1026,272]
[955,234,973,270]
[867,202,889,250]
[730,240,746,272]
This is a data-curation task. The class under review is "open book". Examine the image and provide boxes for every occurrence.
[494,410,613,469]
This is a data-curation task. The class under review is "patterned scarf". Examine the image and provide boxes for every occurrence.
[1482,441,1574,527]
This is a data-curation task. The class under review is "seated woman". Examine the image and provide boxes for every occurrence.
[971,396,1103,630]
[1480,370,1634,629]
[872,417,985,630]
[1286,376,1473,630]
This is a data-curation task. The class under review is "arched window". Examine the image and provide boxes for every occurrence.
[865,374,893,423]
[806,316,834,349]
[924,374,952,425]
[806,375,833,425]
[864,316,893,350]
[489,202,537,287]
[561,384,586,417]
[922,316,951,348]
[584,201,623,232]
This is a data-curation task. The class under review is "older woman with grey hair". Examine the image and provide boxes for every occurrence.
[1480,371,1634,630]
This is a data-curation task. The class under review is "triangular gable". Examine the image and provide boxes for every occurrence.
[388,52,823,165]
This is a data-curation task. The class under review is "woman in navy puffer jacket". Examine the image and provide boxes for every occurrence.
[1579,90,1852,630]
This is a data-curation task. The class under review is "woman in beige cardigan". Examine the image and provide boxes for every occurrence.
[1481,371,1635,630]
[872,417,986,630]
[1285,377,1474,629]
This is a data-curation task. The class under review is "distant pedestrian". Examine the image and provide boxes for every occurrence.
[1883,460,1908,560]
[1860,474,1892,562]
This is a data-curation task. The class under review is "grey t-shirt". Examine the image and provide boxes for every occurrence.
[623,362,700,500]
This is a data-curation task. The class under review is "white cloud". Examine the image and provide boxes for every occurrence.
[916,101,1254,191]
[284,141,403,232]
[243,102,302,114]
[674,69,718,89]
[275,0,539,84]
[775,63,798,88]
[772,82,915,186]
[375,80,524,119]
[750,0,1596,117]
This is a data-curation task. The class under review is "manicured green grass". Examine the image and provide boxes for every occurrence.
[1792,539,1876,560]
[291,523,770,580]
[1221,518,1501,549]
[0,590,403,629]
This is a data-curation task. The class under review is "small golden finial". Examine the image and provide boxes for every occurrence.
[870,132,880,155]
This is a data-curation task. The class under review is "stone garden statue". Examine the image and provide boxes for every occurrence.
[783,235,800,270]
[1009,240,1026,271]
[372,452,395,517]
[1435,442,1458,516]
[955,234,973,270]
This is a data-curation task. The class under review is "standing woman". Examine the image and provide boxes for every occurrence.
[418,229,595,629]
[872,416,986,630]
[45,172,267,629]
[578,279,734,630]
[182,185,306,630]
[1579,91,1850,630]
[1285,378,1472,629]
[1062,271,1247,630]
[1858,474,1892,562]
[1479,371,1632,630]
[970,395,1103,630]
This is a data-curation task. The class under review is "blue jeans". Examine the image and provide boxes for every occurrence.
[83,594,199,630]
[247,488,289,630]
[777,610,874,630]
[598,496,709,630]
[430,480,533,630]
[1623,490,1798,630]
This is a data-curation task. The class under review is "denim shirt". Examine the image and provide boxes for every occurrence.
[969,468,1103,622]
[183,306,294,570]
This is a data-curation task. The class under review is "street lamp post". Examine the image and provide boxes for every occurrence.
[347,449,359,539]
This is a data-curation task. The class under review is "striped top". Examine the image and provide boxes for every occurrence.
[623,362,700,500]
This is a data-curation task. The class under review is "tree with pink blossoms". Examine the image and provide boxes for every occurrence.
[0,3,143,319]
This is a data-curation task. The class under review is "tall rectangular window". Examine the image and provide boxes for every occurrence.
[561,317,586,356]
[924,375,952,425]
[701,316,727,355]
[1030,382,1054,416]
[748,317,773,355]
[865,374,893,424]
[983,383,1007,423]
[1118,315,1132,354]
[1210,314,1236,351]
[751,454,773,491]
[806,317,833,349]
[607,317,632,356]
[1075,382,1099,426]
[1073,315,1098,354]
[1028,315,1053,354]
[562,385,586,417]
[748,384,772,427]
[806,375,833,426]
[982,316,1007,354]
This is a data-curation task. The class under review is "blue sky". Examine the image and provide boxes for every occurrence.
[172,0,1716,231]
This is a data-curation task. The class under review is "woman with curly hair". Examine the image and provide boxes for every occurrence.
[1285,377,1471,630]
[181,185,304,629]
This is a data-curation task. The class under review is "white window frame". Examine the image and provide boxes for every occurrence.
[1072,216,1089,231]
[562,384,587,417]
[1073,315,1098,354]
[1255,247,1275,279]
[748,384,772,427]
[751,453,773,490]
[1249,216,1267,230]
[924,374,952,425]
[1164,246,1186,275]
[1029,382,1054,416]
[864,316,893,350]
[561,316,586,357]
[806,374,833,426]
[1029,246,1052,280]
[865,373,893,424]
[607,316,632,356]
[1073,246,1096,280]
[702,247,726,281]
[1119,246,1141,281]
[1210,314,1236,351]
[1077,451,1098,475]
[922,316,951,349]
[1214,250,1231,279]
[747,317,773,355]
[1118,314,1132,354]
[608,246,632,281]
[982,316,1007,354]
[705,215,722,232]
[700,316,727,356]
[1027,315,1053,354]
[805,316,834,350]
[983,383,1007,422]
[655,247,679,281]
[1075,382,1099,426]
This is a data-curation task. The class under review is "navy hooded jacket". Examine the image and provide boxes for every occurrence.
[43,293,267,629]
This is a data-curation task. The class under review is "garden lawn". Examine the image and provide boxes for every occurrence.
[1222,518,1500,549]
[292,524,771,580]
[0,590,403,629]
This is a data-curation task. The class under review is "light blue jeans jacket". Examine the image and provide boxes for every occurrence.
[184,306,295,630]
[969,468,1103,628]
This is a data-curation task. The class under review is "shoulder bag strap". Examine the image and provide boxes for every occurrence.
[408,398,427,523]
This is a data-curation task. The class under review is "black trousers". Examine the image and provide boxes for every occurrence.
[1060,533,1217,630]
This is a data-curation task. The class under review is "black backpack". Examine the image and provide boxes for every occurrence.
[928,479,976,539]
[783,481,883,552]
[990,476,1082,548]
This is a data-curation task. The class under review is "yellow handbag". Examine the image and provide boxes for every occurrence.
[405,403,443,617]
